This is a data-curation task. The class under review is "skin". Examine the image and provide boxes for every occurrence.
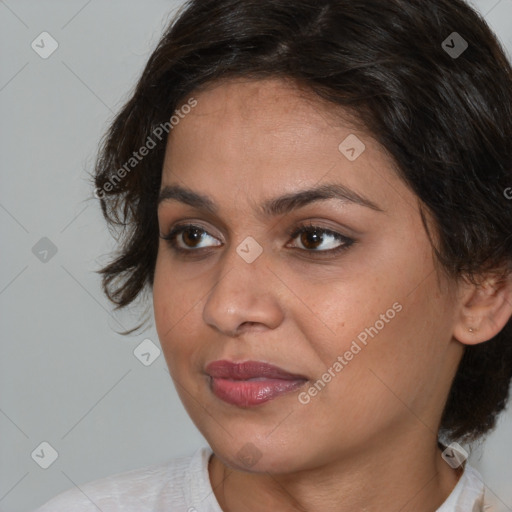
[152,77,512,512]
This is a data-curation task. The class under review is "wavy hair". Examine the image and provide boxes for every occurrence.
[93,0,512,444]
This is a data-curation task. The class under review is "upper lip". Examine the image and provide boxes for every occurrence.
[205,360,308,380]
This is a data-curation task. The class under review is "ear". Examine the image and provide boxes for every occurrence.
[453,272,512,345]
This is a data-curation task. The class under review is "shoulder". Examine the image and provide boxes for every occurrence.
[437,463,486,512]
[32,445,214,512]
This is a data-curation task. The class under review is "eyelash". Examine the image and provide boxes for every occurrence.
[160,222,355,258]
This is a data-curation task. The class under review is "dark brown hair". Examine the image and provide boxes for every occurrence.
[93,0,512,444]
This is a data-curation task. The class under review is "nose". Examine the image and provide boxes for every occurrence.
[202,243,285,337]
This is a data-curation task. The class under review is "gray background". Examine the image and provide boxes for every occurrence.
[0,1,511,511]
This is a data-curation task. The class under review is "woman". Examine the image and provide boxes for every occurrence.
[34,0,512,510]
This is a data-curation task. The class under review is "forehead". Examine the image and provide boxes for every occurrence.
[175,77,358,137]
[166,78,388,169]
[161,77,412,221]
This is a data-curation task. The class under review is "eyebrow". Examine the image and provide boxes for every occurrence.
[157,182,384,217]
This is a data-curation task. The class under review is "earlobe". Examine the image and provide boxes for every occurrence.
[453,273,512,346]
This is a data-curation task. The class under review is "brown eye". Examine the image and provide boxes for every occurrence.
[287,224,354,254]
[161,224,221,252]
[299,229,323,250]
[160,222,355,258]
[181,227,204,248]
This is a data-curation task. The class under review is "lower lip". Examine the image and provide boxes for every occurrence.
[210,377,307,407]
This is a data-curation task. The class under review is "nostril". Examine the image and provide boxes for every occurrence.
[236,321,264,334]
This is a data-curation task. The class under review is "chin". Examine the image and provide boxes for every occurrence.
[210,435,316,475]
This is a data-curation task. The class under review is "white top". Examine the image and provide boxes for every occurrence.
[32,445,485,512]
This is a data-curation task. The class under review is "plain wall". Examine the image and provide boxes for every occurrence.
[0,1,511,511]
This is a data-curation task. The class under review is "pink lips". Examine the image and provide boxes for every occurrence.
[205,360,308,407]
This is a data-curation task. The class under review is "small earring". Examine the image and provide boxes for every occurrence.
[468,327,477,333]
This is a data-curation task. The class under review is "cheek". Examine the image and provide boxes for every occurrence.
[153,248,198,329]
[152,253,172,333]
[153,254,191,363]
[287,265,398,365]
[152,251,212,377]
[296,247,449,392]
[316,277,453,422]
[292,231,430,356]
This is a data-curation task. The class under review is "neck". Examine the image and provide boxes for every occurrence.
[208,434,462,512]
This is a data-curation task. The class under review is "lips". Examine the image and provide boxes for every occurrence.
[205,360,308,381]
[205,360,308,407]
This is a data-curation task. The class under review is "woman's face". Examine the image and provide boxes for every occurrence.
[153,78,464,473]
